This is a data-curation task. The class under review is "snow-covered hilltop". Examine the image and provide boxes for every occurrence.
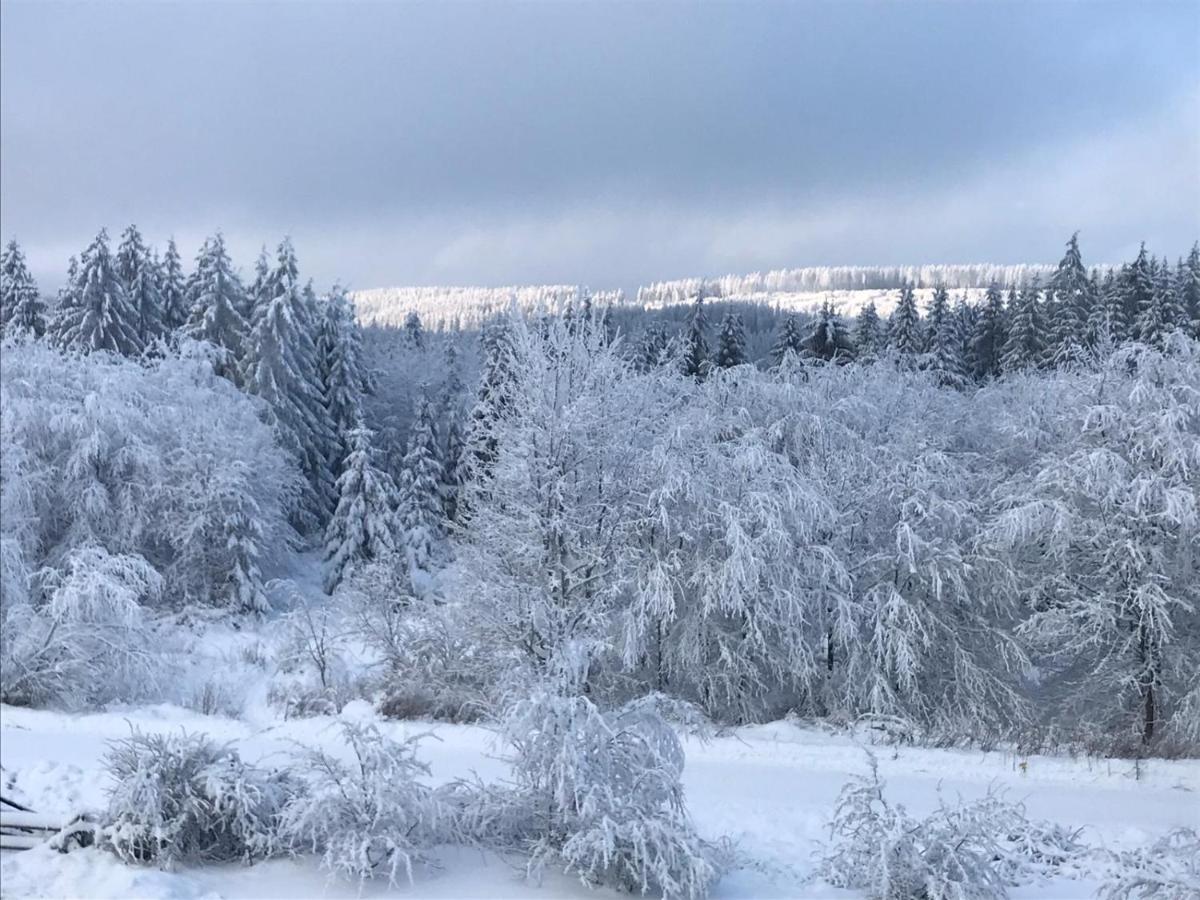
[350,284,626,330]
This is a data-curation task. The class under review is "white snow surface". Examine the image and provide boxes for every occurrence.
[3,698,1197,900]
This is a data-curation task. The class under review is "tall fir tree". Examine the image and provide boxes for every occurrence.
[0,238,46,337]
[403,310,426,350]
[185,233,249,381]
[888,282,923,357]
[771,313,806,364]
[925,284,966,385]
[1136,260,1184,348]
[1048,232,1092,362]
[636,322,671,371]
[803,300,854,362]
[399,393,445,591]
[323,424,399,594]
[316,284,368,474]
[970,281,1007,379]
[438,341,466,523]
[1001,278,1046,373]
[1087,268,1124,348]
[466,315,519,480]
[1124,243,1155,340]
[159,238,190,331]
[243,238,337,534]
[853,302,883,358]
[680,294,710,378]
[245,246,272,328]
[1178,243,1200,338]
[115,224,165,346]
[54,229,143,356]
[714,310,747,368]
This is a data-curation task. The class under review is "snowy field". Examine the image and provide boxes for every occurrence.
[3,699,1197,899]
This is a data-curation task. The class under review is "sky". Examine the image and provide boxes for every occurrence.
[2,1,1198,293]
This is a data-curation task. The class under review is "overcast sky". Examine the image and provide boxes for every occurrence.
[2,1,1197,292]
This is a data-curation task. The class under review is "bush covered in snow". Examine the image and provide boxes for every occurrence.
[276,720,446,886]
[1099,828,1200,900]
[102,729,292,868]
[818,756,1085,900]
[458,687,724,900]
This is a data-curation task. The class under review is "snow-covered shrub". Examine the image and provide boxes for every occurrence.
[102,729,291,868]
[819,756,1081,900]
[462,687,724,900]
[1,545,167,708]
[269,597,357,718]
[1099,828,1200,900]
[277,720,445,885]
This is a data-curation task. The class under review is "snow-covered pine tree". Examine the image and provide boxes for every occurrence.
[403,310,426,350]
[1181,243,1200,338]
[219,467,270,614]
[465,315,519,480]
[55,229,144,356]
[714,311,747,368]
[924,285,966,385]
[398,393,444,592]
[323,424,399,594]
[245,246,271,328]
[970,281,1007,379]
[159,238,190,332]
[888,283,923,357]
[804,301,854,362]
[680,294,709,378]
[1047,232,1092,362]
[185,233,249,382]
[0,239,46,338]
[1123,243,1155,339]
[1001,278,1045,373]
[316,284,367,474]
[636,322,671,372]
[243,239,337,535]
[771,313,806,364]
[1086,268,1124,349]
[1137,259,1185,348]
[953,292,979,375]
[115,224,165,346]
[853,303,882,358]
[438,341,466,522]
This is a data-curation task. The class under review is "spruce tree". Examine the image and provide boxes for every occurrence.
[970,281,1007,379]
[317,284,367,473]
[219,478,269,613]
[680,294,709,378]
[954,292,978,375]
[1136,262,1184,348]
[185,233,249,382]
[246,246,272,328]
[714,310,747,368]
[925,285,966,385]
[888,282,922,357]
[466,316,519,479]
[403,310,426,350]
[115,224,165,345]
[159,238,190,331]
[1178,244,1200,338]
[1,239,46,338]
[853,302,882,358]
[399,393,444,589]
[636,322,671,371]
[803,300,854,362]
[1124,243,1155,339]
[438,341,466,522]
[323,424,398,594]
[772,313,807,364]
[1048,232,1092,362]
[243,238,337,534]
[1002,278,1045,373]
[55,229,144,356]
[1087,269,1124,348]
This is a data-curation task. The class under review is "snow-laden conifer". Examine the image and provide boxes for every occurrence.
[184,233,249,381]
[55,229,144,356]
[323,425,398,594]
[713,311,747,368]
[0,238,46,337]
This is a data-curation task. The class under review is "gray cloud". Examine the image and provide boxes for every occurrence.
[2,0,1197,291]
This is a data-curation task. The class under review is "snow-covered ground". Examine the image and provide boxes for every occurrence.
[3,699,1197,899]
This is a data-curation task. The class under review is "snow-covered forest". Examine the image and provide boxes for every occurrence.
[2,229,1199,898]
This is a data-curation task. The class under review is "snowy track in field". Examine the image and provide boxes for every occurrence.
[3,703,1197,899]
